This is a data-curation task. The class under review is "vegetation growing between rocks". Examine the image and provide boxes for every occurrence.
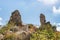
[0,10,60,40]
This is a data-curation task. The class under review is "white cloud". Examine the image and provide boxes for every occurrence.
[53,22,60,31]
[0,17,3,25]
[0,17,2,21]
[0,22,3,25]
[53,6,60,14]
[37,0,58,5]
[57,27,60,31]
[53,22,60,27]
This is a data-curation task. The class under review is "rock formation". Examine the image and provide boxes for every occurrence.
[8,10,22,26]
[40,13,46,25]
[40,13,56,31]
[40,13,51,25]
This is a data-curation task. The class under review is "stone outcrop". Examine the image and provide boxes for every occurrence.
[40,13,51,25]
[40,13,46,25]
[8,10,22,26]
[8,10,37,40]
[40,13,56,31]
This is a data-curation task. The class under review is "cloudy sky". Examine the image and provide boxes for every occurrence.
[0,0,60,30]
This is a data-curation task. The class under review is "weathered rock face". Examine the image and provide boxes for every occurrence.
[40,13,56,31]
[8,10,22,26]
[40,13,46,25]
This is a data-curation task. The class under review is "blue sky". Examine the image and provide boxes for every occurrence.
[0,0,60,28]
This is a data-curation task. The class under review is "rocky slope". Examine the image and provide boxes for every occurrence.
[0,10,58,40]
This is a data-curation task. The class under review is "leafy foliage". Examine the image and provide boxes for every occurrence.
[30,24,60,40]
[0,22,60,40]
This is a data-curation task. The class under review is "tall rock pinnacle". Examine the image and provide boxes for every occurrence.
[40,13,46,25]
[8,10,22,26]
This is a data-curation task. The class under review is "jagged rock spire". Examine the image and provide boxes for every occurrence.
[40,13,46,25]
[8,10,22,26]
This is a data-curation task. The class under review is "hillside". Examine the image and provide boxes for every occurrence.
[0,10,60,40]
